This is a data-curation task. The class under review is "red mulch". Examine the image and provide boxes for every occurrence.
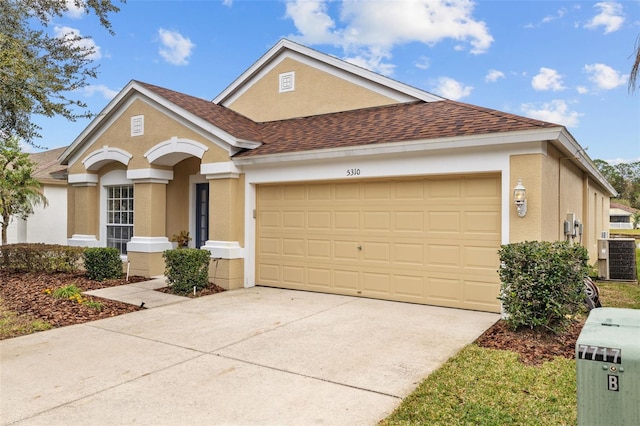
[475,318,585,365]
[0,271,225,339]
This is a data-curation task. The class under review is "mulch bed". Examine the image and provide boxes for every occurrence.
[0,271,224,336]
[475,318,585,365]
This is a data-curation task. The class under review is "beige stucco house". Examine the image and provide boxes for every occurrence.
[59,39,615,313]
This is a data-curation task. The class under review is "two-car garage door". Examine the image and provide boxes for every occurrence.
[256,174,501,312]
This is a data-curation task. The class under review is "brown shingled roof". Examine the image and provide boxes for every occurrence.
[238,100,559,157]
[136,81,559,158]
[136,81,263,142]
[29,146,68,184]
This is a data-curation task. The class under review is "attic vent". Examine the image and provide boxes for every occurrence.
[279,71,295,93]
[131,115,144,137]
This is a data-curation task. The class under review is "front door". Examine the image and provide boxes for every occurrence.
[195,183,209,248]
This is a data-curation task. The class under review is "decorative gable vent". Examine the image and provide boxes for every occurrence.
[131,115,144,137]
[279,71,295,93]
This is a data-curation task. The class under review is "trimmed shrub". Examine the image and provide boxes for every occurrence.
[0,243,83,273]
[163,248,210,295]
[83,247,123,281]
[498,241,588,332]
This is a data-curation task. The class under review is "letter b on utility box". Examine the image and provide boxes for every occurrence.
[576,308,640,425]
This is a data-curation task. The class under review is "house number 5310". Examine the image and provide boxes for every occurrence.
[346,168,361,176]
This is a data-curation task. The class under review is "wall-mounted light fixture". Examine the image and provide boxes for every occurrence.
[513,178,527,217]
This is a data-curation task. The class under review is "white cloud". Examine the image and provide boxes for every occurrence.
[521,100,581,127]
[577,86,589,94]
[432,77,473,100]
[585,2,624,34]
[285,0,493,75]
[542,8,567,24]
[222,0,233,6]
[584,63,627,89]
[53,26,101,60]
[531,67,565,91]
[81,84,119,99]
[485,69,505,83]
[157,28,195,66]
[415,56,430,70]
[64,0,84,18]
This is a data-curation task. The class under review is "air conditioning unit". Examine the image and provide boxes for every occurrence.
[597,239,637,281]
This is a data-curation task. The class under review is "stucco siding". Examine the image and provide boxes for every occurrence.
[68,99,229,174]
[509,153,543,242]
[227,57,399,122]
[166,157,200,243]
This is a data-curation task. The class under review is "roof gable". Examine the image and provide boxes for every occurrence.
[213,39,443,109]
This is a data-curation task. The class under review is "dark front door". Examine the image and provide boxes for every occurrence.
[195,183,209,248]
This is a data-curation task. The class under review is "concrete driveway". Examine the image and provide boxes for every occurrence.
[1,287,498,425]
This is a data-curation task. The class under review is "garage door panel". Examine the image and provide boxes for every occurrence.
[394,243,424,265]
[257,174,501,312]
[308,211,331,229]
[428,211,460,232]
[334,270,358,291]
[363,211,391,231]
[282,238,305,257]
[394,275,424,298]
[334,211,360,230]
[362,272,391,294]
[307,239,331,259]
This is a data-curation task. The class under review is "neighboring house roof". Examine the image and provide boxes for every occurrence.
[29,146,68,185]
[610,202,638,217]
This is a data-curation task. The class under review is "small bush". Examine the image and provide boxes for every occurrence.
[163,248,210,295]
[83,247,123,281]
[498,241,588,332]
[0,244,83,273]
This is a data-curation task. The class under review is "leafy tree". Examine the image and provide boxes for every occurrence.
[594,159,640,209]
[0,136,48,245]
[0,0,122,146]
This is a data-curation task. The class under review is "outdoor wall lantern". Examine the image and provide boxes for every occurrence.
[513,178,527,217]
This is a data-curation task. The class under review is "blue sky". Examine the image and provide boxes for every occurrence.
[30,0,640,163]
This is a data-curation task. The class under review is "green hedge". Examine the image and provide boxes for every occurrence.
[83,247,123,281]
[0,243,83,273]
[498,241,588,332]
[163,248,210,295]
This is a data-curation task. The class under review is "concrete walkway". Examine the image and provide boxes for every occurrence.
[1,287,499,426]
[83,276,188,308]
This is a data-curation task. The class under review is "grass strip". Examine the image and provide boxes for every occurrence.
[0,299,52,340]
[381,345,576,426]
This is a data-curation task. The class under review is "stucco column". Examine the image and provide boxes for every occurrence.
[126,169,173,276]
[200,162,245,289]
[67,174,100,247]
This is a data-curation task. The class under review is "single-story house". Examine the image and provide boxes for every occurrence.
[4,146,68,245]
[59,39,616,313]
[609,202,638,229]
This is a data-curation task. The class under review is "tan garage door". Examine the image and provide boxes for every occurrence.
[256,174,501,312]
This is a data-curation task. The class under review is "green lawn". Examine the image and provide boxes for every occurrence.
[382,281,640,426]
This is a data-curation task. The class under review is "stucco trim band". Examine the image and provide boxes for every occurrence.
[201,162,241,180]
[68,234,100,247]
[144,137,209,166]
[201,240,245,259]
[68,173,99,186]
[126,169,174,184]
[127,236,173,253]
[82,146,133,171]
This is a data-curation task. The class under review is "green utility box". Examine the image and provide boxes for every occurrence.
[576,308,640,425]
